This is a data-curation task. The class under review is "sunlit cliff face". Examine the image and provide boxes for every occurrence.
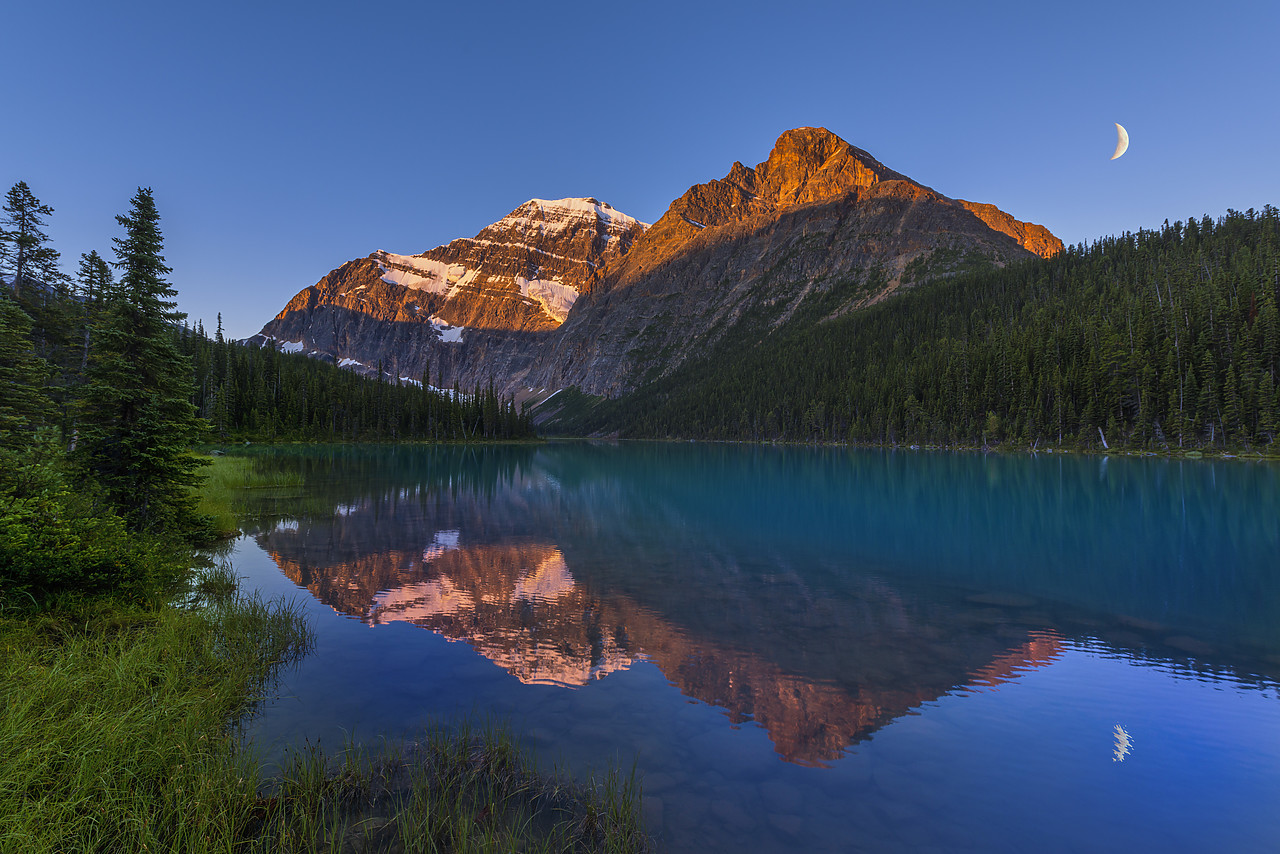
[261,507,1063,765]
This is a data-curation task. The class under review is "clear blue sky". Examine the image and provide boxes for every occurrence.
[5,0,1277,339]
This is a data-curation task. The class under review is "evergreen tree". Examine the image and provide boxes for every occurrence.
[0,181,66,300]
[76,188,207,532]
[0,182,76,401]
[74,250,113,372]
[0,295,53,445]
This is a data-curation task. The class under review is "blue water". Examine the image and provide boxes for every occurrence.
[232,443,1280,853]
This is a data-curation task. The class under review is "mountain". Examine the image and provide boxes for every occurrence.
[527,127,1061,395]
[250,128,1061,396]
[549,208,1280,450]
[250,197,646,387]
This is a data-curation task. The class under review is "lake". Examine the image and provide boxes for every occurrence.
[229,442,1280,853]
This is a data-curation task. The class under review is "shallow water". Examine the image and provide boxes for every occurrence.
[232,443,1280,853]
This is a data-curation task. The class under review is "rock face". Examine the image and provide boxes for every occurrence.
[251,128,1062,396]
[250,197,646,386]
[957,200,1062,259]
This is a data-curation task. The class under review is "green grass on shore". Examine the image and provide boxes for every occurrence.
[195,454,306,540]
[0,566,312,852]
[0,567,651,853]
[253,722,649,853]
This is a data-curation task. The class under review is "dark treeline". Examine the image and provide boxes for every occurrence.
[0,178,533,453]
[561,207,1280,451]
[179,321,533,442]
[0,180,531,600]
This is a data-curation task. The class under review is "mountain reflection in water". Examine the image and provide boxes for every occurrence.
[273,538,635,688]
[233,443,1280,853]
[251,447,1095,766]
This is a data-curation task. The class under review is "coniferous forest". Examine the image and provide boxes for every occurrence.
[179,324,532,443]
[553,207,1280,451]
[0,183,609,854]
[1,180,533,451]
[0,180,531,596]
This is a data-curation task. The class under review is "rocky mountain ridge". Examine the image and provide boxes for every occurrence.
[251,128,1062,396]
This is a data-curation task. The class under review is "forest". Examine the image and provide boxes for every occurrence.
[180,321,532,443]
[1,179,533,451]
[1,182,642,853]
[0,179,531,595]
[550,207,1280,451]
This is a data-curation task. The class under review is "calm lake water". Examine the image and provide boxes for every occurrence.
[229,443,1280,853]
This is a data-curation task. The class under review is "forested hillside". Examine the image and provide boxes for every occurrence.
[180,319,531,442]
[549,207,1280,451]
[1,178,534,598]
[0,179,533,451]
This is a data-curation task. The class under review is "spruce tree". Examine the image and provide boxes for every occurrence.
[0,295,54,445]
[0,182,75,390]
[76,188,207,533]
[0,181,65,301]
[74,250,113,374]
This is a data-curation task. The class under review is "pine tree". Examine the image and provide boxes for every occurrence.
[1,183,77,391]
[76,188,207,533]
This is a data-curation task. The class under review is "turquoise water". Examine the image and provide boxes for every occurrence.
[232,443,1280,852]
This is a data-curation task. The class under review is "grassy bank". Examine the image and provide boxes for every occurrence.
[195,454,307,540]
[0,568,311,852]
[2,566,651,853]
[251,721,648,853]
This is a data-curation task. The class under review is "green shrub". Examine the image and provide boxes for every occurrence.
[0,438,181,602]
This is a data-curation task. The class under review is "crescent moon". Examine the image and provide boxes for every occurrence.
[1110,123,1129,160]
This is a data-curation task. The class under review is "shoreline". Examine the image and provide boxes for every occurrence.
[536,433,1280,462]
[0,566,650,853]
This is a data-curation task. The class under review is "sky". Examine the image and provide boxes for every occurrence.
[5,0,1278,340]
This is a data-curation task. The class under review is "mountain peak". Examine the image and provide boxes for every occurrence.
[633,127,1057,265]
[755,127,906,208]
[511,197,648,231]
[635,127,909,251]
[253,129,1063,400]
[767,126,847,160]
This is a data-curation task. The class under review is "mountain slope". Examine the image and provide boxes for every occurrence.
[528,127,1060,395]
[250,128,1061,396]
[543,208,1280,451]
[250,197,645,387]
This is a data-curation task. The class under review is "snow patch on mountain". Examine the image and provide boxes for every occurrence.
[374,251,477,296]
[461,238,600,267]
[428,315,464,343]
[499,197,648,238]
[516,276,579,323]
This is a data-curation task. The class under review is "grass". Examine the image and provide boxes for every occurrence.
[194,454,306,539]
[0,564,312,853]
[1,568,652,854]
[252,722,650,853]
